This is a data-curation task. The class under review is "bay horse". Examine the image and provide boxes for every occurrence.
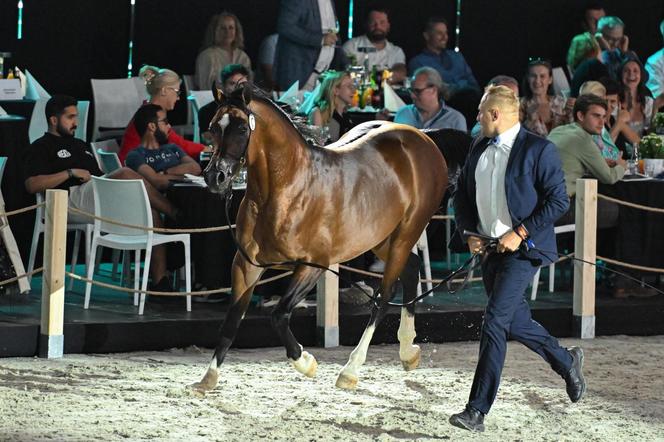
[191,83,447,393]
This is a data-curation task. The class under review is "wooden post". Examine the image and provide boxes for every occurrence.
[573,179,596,339]
[316,263,339,347]
[39,189,68,358]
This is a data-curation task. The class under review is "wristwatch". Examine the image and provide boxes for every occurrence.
[67,169,74,179]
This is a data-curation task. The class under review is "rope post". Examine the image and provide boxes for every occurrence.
[573,179,596,339]
[316,263,339,348]
[39,189,68,358]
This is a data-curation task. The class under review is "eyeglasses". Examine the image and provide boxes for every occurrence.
[167,87,181,96]
[408,85,433,96]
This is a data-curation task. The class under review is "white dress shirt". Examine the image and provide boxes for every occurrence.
[475,123,521,238]
[305,0,336,90]
[342,35,405,69]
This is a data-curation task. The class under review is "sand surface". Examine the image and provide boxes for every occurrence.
[1,335,663,441]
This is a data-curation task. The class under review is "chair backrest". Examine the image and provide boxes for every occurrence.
[90,77,145,141]
[91,176,152,237]
[28,98,49,143]
[189,90,215,143]
[552,67,571,96]
[0,157,7,185]
[91,139,120,153]
[75,100,90,142]
[182,75,195,126]
[97,151,122,175]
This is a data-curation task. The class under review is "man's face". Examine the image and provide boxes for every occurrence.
[424,22,448,51]
[367,11,390,42]
[601,26,624,50]
[223,73,248,95]
[577,104,606,135]
[477,96,498,138]
[584,8,605,33]
[54,105,78,138]
[155,110,170,145]
[409,73,438,109]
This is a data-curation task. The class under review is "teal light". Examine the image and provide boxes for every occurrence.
[127,0,136,77]
[347,0,354,39]
[17,1,23,39]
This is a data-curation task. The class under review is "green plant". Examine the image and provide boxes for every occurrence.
[653,112,664,132]
[639,133,664,159]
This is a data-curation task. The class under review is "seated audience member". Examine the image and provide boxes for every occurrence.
[619,56,664,137]
[520,59,571,137]
[580,1,606,34]
[596,16,631,79]
[198,64,250,144]
[343,7,406,83]
[256,33,278,92]
[307,71,355,142]
[119,66,205,164]
[570,56,609,97]
[24,95,179,291]
[600,77,640,150]
[567,32,601,75]
[394,67,466,131]
[578,81,620,160]
[645,19,664,99]
[470,75,519,137]
[195,12,251,90]
[125,105,202,190]
[548,94,625,225]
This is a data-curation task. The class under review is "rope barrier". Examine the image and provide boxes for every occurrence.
[68,207,235,233]
[0,267,43,287]
[64,269,293,296]
[597,255,664,274]
[598,194,664,214]
[0,202,43,218]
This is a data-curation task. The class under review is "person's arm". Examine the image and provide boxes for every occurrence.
[24,169,91,194]
[458,53,480,91]
[452,140,480,237]
[165,155,201,176]
[308,108,323,126]
[167,130,205,158]
[134,164,174,191]
[277,0,324,48]
[610,108,640,144]
[578,135,626,184]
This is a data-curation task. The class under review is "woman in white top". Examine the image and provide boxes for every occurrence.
[195,12,252,90]
[619,56,664,136]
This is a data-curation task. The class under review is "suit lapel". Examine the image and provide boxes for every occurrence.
[505,127,528,179]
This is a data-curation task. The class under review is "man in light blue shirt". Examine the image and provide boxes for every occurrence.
[394,67,467,132]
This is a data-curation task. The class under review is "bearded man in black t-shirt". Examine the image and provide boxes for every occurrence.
[24,95,180,290]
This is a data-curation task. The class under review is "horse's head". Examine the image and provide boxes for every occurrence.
[204,82,255,196]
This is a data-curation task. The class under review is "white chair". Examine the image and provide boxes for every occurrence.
[26,193,93,289]
[28,98,49,143]
[75,100,90,142]
[188,90,214,143]
[84,176,191,315]
[412,226,433,298]
[90,77,145,141]
[530,224,575,300]
[552,67,571,97]
[0,157,30,293]
[96,151,122,175]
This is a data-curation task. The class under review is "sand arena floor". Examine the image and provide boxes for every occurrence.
[1,335,663,441]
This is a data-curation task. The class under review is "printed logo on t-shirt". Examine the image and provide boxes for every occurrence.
[57,149,72,159]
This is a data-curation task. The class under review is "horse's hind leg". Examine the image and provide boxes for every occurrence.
[336,241,411,390]
[272,265,324,377]
[397,252,422,371]
[190,255,264,394]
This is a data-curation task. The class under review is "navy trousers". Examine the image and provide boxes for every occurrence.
[468,251,573,415]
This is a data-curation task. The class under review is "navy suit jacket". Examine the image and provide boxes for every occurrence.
[453,127,569,265]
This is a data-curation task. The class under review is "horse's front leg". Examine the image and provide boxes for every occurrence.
[190,254,264,394]
[336,247,411,390]
[272,265,324,377]
[397,252,422,371]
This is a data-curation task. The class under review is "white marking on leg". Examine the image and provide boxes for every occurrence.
[290,344,317,378]
[340,324,376,379]
[398,308,417,361]
[208,356,218,371]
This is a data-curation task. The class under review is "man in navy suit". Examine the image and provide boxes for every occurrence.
[450,86,586,432]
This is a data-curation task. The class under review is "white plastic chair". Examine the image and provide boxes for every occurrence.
[28,98,49,143]
[75,100,90,142]
[530,224,575,300]
[188,90,214,143]
[90,77,145,141]
[96,151,122,175]
[84,176,191,315]
[552,67,571,97]
[26,193,93,289]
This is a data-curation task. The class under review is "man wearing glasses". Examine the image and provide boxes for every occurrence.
[596,16,632,80]
[393,67,466,131]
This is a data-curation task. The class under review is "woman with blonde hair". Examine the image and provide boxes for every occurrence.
[195,12,252,90]
[119,65,205,164]
[307,71,355,142]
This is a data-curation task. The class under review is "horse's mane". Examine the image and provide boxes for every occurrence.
[248,86,328,147]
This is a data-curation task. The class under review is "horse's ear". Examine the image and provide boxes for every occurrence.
[212,80,225,104]
[240,82,253,106]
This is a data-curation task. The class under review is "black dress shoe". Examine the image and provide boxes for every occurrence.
[564,346,586,403]
[449,405,485,432]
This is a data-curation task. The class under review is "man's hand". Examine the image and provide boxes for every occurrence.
[467,235,485,254]
[71,169,92,183]
[616,153,627,169]
[619,34,629,53]
[323,31,337,47]
[497,230,522,253]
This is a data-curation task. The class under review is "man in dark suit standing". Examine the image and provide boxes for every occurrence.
[450,86,586,432]
[274,0,338,91]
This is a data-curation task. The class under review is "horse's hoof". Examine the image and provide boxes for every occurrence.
[291,351,318,378]
[335,371,358,390]
[401,345,421,372]
[188,367,219,394]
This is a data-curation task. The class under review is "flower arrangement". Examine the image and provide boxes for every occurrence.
[653,112,664,134]
[639,133,664,159]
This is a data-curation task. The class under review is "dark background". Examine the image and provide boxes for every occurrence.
[1,0,662,100]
